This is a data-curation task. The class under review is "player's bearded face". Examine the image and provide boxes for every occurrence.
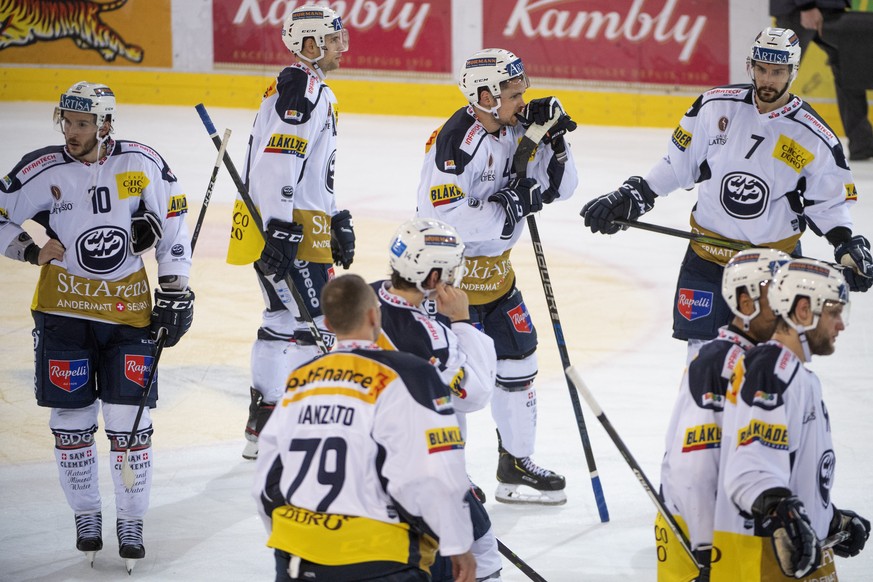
[753,63,791,104]
[61,111,102,160]
[806,302,846,356]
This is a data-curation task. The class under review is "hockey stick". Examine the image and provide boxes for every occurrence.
[564,365,701,569]
[497,538,548,582]
[194,104,328,355]
[612,218,751,252]
[514,122,610,523]
[190,127,231,253]
[121,127,233,488]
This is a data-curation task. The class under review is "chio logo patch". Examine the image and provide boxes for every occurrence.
[720,172,769,219]
[76,226,127,274]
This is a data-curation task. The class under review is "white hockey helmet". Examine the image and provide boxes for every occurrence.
[769,258,850,333]
[282,5,348,63]
[458,48,529,118]
[722,248,791,329]
[54,81,116,134]
[747,27,801,86]
[389,218,466,294]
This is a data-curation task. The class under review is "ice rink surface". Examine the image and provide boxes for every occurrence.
[1,100,871,581]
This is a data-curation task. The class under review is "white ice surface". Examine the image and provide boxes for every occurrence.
[1,102,871,581]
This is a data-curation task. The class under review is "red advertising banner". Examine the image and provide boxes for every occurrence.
[483,0,729,87]
[213,0,451,73]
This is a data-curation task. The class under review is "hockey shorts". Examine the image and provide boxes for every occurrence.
[273,549,429,582]
[671,246,733,342]
[33,311,157,409]
[255,259,333,321]
[468,285,537,359]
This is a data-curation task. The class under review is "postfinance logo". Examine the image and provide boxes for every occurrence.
[425,426,464,454]
[265,133,309,158]
[430,184,464,207]
[115,171,150,199]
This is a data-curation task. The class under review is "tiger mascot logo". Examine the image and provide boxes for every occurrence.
[0,0,143,62]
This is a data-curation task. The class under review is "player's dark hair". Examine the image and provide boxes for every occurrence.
[322,274,375,334]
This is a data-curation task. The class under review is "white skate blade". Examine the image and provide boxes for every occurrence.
[83,550,97,567]
[125,557,139,575]
[241,439,258,460]
[494,483,567,506]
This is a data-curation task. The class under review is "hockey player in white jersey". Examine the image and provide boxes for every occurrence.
[374,218,502,581]
[253,274,476,581]
[658,248,790,582]
[711,259,870,581]
[581,27,873,360]
[227,5,356,460]
[0,81,194,571]
[418,48,579,505]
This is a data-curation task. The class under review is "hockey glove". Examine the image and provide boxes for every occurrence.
[330,210,355,269]
[829,507,871,558]
[489,178,542,238]
[519,97,564,127]
[753,491,821,579]
[150,288,195,347]
[259,219,304,282]
[130,202,163,256]
[580,176,657,235]
[834,235,873,292]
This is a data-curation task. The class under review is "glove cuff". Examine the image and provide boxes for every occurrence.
[752,487,793,517]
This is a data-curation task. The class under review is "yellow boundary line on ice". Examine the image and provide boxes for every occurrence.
[0,67,849,133]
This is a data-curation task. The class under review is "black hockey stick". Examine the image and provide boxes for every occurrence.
[190,127,231,253]
[515,122,610,523]
[195,104,329,355]
[565,366,701,569]
[121,127,233,488]
[497,538,548,582]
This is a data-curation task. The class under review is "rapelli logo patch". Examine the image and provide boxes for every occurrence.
[507,304,533,333]
[425,426,464,454]
[124,355,154,387]
[49,359,90,392]
[677,288,713,321]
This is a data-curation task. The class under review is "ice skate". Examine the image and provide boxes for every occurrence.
[495,444,567,506]
[75,512,103,566]
[117,518,145,574]
[243,387,272,460]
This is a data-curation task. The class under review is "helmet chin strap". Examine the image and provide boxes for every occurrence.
[297,48,327,80]
[786,314,819,362]
[798,331,812,362]
[472,98,502,120]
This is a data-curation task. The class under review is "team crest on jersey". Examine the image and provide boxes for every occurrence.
[671,126,692,151]
[264,134,309,158]
[845,183,857,201]
[124,355,155,387]
[116,172,150,199]
[718,116,729,132]
[818,450,835,507]
[720,172,769,219]
[430,184,464,207]
[737,419,788,450]
[507,304,533,333]
[326,150,336,194]
[76,226,127,274]
[49,358,89,392]
[425,426,464,454]
[677,288,713,321]
[51,185,62,200]
[682,423,721,452]
[166,194,188,218]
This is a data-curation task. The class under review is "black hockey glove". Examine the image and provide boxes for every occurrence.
[130,202,163,256]
[692,546,712,582]
[519,97,564,127]
[829,507,871,558]
[259,219,304,282]
[330,210,355,269]
[580,176,657,235]
[150,288,195,347]
[834,235,873,292]
[753,490,821,579]
[489,178,542,237]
